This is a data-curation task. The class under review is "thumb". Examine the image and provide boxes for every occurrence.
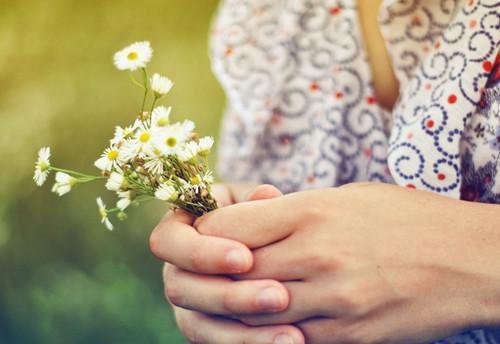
[246,184,283,201]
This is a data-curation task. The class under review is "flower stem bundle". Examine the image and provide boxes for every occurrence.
[34,41,217,230]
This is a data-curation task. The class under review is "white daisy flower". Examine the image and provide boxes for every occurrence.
[118,139,140,162]
[180,120,195,137]
[177,141,198,162]
[116,191,131,211]
[197,136,214,156]
[144,158,165,175]
[142,140,166,175]
[113,41,153,71]
[111,125,136,145]
[51,172,76,196]
[96,197,113,231]
[151,106,171,129]
[134,124,155,151]
[34,147,51,186]
[150,73,174,96]
[94,146,124,171]
[153,125,186,156]
[105,172,127,191]
[154,184,178,201]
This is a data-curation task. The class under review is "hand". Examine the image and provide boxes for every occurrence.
[150,183,305,344]
[193,183,500,344]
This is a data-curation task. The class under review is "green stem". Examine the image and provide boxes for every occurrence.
[140,68,149,115]
[51,167,105,180]
[128,72,145,89]
[149,96,158,126]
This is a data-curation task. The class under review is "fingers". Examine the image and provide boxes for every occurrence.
[211,183,234,207]
[239,281,322,326]
[163,263,290,315]
[194,195,297,249]
[174,306,305,344]
[233,234,313,281]
[247,184,283,201]
[150,210,253,274]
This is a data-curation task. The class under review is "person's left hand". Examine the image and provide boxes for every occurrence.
[167,182,499,344]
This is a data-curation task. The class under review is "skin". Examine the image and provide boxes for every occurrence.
[148,1,500,343]
[152,183,500,344]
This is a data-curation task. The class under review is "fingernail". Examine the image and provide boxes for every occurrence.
[273,334,294,344]
[225,249,250,272]
[257,287,286,311]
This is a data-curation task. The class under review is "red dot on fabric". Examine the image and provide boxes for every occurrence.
[329,7,341,15]
[406,184,416,189]
[407,132,414,139]
[483,61,493,72]
[425,83,432,90]
[281,136,290,145]
[469,20,477,28]
[307,175,315,183]
[309,82,320,91]
[412,16,421,26]
[363,148,372,157]
[447,94,457,104]
[437,173,446,181]
[335,91,343,99]
[426,120,435,128]
[366,96,376,104]
[434,41,441,49]
[225,47,233,56]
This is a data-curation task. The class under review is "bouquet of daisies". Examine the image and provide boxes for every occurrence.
[34,41,217,230]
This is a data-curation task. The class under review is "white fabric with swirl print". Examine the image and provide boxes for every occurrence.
[210,0,500,342]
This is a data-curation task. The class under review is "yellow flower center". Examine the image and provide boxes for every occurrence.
[190,176,200,185]
[127,51,138,60]
[39,162,49,171]
[166,137,177,147]
[139,132,151,143]
[157,118,169,127]
[99,208,107,219]
[107,150,119,160]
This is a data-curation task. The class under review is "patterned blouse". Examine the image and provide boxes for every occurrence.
[210,0,500,342]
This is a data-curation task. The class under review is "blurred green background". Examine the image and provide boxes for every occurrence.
[0,1,224,343]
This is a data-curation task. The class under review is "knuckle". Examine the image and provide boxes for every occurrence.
[302,250,337,273]
[331,284,363,316]
[221,288,240,313]
[195,214,221,237]
[164,281,184,307]
[187,248,205,271]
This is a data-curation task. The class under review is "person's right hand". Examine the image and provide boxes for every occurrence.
[150,183,305,344]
